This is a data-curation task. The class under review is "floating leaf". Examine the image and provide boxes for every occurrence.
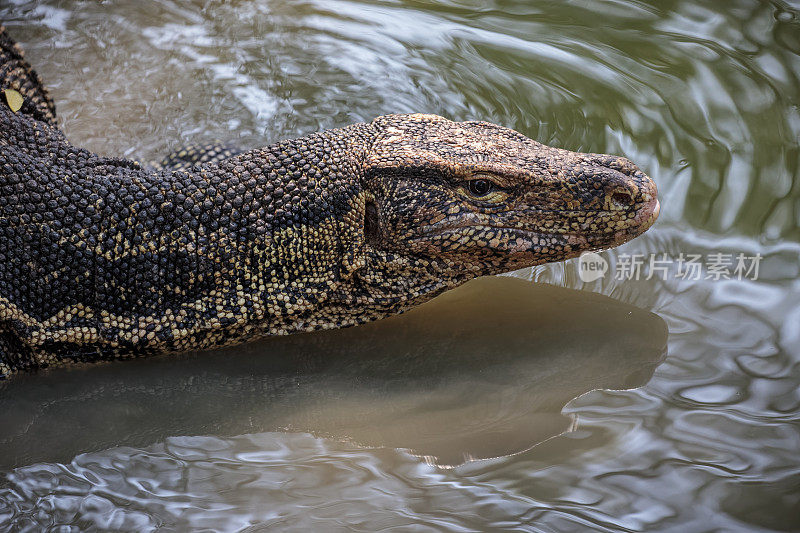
[3,89,24,112]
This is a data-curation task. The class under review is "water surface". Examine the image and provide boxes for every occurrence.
[1,0,799,531]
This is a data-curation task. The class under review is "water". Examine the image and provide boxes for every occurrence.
[0,0,798,530]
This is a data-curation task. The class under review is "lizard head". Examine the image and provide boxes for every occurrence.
[360,113,659,277]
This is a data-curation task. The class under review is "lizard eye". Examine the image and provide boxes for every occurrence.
[468,179,493,196]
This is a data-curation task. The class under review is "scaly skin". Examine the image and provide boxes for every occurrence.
[0,27,658,377]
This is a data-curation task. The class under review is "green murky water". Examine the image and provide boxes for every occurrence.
[1,0,799,530]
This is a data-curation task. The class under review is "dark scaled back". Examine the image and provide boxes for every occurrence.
[150,141,245,171]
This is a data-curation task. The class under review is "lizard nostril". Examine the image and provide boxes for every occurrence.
[611,189,633,209]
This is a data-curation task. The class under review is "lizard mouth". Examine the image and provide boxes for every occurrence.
[411,225,592,256]
[415,197,660,248]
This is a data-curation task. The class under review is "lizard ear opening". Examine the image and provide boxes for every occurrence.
[364,199,383,247]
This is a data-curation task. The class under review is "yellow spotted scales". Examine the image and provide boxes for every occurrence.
[0,26,659,377]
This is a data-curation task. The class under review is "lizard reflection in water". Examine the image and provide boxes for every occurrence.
[0,277,667,468]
